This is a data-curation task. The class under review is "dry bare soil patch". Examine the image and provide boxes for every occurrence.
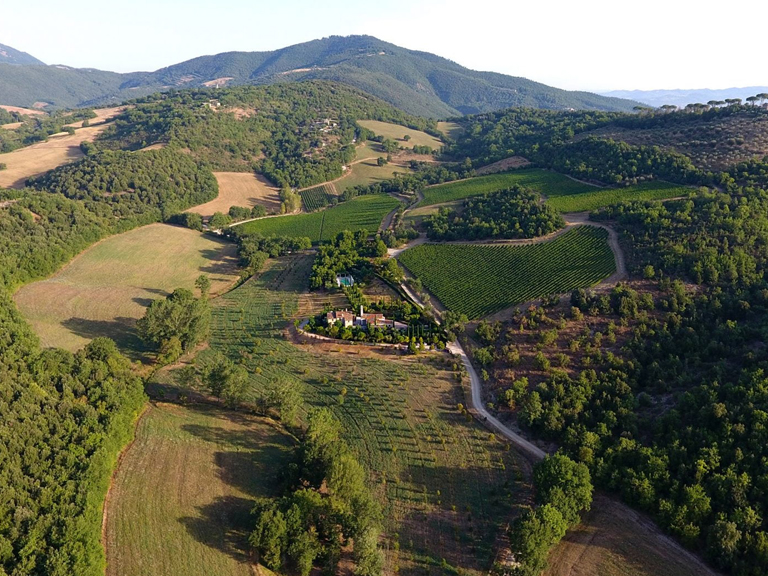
[187,172,282,217]
[103,402,294,576]
[0,124,111,188]
[13,223,239,354]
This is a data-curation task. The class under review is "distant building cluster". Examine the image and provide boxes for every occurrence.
[326,306,408,331]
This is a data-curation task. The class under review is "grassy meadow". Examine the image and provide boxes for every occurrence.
[398,227,616,319]
[149,253,529,575]
[13,223,240,355]
[234,194,401,242]
[418,169,595,207]
[336,159,411,192]
[357,119,444,149]
[103,402,294,576]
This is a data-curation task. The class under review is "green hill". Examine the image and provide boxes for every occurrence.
[0,43,45,66]
[0,36,641,116]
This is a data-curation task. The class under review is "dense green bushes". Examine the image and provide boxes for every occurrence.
[504,454,592,576]
[0,300,146,575]
[29,149,218,225]
[250,409,383,576]
[424,185,564,240]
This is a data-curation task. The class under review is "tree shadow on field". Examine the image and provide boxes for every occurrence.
[132,296,156,307]
[198,247,238,276]
[61,316,148,360]
[181,419,293,499]
[178,495,254,564]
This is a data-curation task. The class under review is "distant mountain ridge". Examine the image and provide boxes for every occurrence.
[0,36,641,116]
[0,43,45,66]
[602,87,768,109]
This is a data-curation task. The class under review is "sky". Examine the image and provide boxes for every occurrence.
[1,0,766,92]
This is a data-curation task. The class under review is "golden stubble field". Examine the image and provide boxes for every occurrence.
[0,124,109,188]
[187,172,282,217]
[13,223,240,355]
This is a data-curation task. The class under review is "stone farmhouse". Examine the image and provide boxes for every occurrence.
[326,306,407,331]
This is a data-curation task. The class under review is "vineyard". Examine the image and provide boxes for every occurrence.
[149,254,529,575]
[546,181,691,213]
[235,194,401,243]
[398,226,616,318]
[300,183,337,212]
[418,169,595,207]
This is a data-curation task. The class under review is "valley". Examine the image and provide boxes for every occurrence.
[1,43,767,576]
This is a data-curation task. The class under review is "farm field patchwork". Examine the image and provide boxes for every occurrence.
[418,169,595,207]
[187,172,281,217]
[358,119,444,149]
[0,123,112,188]
[150,254,529,575]
[546,181,691,213]
[235,194,400,242]
[13,223,239,355]
[103,402,295,576]
[398,227,616,318]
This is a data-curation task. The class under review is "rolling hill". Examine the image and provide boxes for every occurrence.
[0,36,641,116]
[0,43,45,66]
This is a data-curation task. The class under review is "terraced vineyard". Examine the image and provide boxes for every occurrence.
[419,169,595,207]
[300,183,337,212]
[235,194,400,242]
[152,254,528,575]
[398,227,616,318]
[546,181,691,213]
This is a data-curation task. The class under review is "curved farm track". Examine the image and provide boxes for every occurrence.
[394,201,719,576]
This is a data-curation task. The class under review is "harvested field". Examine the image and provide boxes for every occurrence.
[358,120,443,149]
[64,105,126,128]
[0,123,111,188]
[13,223,239,355]
[103,402,295,576]
[0,104,45,116]
[476,156,532,175]
[544,494,721,576]
[187,172,281,217]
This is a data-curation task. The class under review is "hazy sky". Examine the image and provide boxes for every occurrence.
[1,0,765,92]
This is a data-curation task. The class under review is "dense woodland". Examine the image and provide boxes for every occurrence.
[424,185,564,240]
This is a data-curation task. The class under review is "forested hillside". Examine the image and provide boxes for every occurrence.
[97,81,435,188]
[449,102,768,184]
[0,36,640,116]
